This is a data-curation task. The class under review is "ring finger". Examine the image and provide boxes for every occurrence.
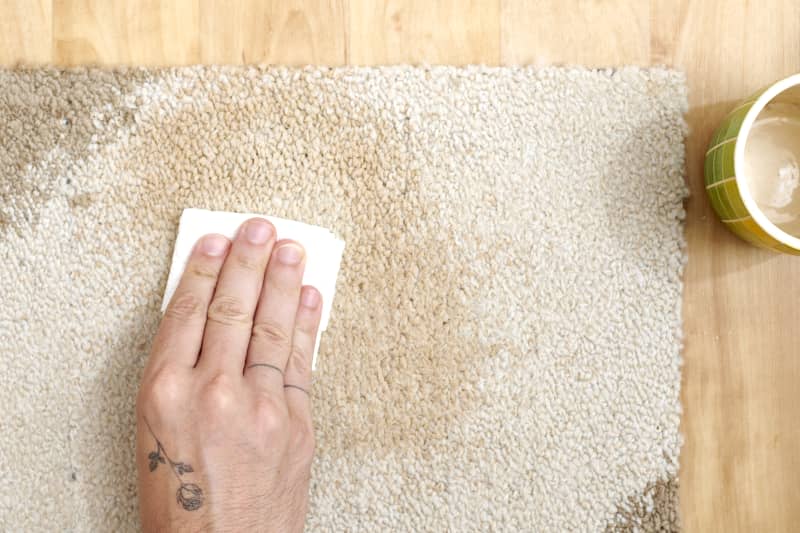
[244,240,306,391]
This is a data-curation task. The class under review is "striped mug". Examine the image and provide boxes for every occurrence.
[704,73,800,254]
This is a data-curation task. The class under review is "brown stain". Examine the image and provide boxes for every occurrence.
[605,475,680,532]
[104,72,489,460]
[0,68,147,238]
[317,214,485,455]
[69,192,95,209]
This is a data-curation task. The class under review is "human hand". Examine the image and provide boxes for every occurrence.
[136,218,320,532]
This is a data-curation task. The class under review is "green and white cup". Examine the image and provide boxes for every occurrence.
[704,73,800,254]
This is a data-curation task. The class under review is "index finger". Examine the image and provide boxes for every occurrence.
[147,234,229,372]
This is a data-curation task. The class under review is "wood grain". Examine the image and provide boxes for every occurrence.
[53,0,199,65]
[1,1,798,530]
[658,1,800,531]
[500,0,650,66]
[199,0,346,65]
[348,0,500,65]
[0,0,52,64]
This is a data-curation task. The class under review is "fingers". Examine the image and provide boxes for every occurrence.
[148,234,230,370]
[244,240,306,390]
[197,218,276,375]
[284,286,321,420]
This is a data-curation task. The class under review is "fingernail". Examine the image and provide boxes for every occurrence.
[302,287,321,309]
[244,219,273,244]
[200,235,228,256]
[276,243,304,265]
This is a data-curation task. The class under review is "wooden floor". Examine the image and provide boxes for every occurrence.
[2,1,798,531]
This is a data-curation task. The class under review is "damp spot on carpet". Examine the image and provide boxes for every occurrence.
[99,77,490,459]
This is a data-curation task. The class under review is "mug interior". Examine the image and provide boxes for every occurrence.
[737,76,800,246]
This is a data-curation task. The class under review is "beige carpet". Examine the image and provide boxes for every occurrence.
[0,66,688,532]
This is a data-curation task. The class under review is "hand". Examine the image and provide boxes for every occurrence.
[136,218,320,532]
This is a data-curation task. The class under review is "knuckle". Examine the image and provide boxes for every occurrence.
[139,367,183,413]
[251,320,292,349]
[296,321,319,338]
[254,395,289,436]
[287,346,311,377]
[202,373,238,414]
[165,292,203,322]
[207,295,251,327]
[269,283,299,301]
[234,254,263,272]
[292,421,316,462]
[187,265,218,280]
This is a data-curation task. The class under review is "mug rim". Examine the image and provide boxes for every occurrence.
[734,73,800,250]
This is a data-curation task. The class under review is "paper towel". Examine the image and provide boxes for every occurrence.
[161,208,345,369]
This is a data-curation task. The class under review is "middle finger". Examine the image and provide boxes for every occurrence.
[197,217,276,375]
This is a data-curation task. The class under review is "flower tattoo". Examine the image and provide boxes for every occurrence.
[143,417,204,511]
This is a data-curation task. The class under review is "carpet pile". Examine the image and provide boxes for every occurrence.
[0,65,687,531]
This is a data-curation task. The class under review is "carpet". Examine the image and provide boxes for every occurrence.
[0,66,688,532]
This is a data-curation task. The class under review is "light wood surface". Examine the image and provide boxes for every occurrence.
[1,1,798,530]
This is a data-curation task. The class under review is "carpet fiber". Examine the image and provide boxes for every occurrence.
[0,66,687,532]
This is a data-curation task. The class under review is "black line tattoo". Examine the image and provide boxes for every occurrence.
[143,417,204,512]
[283,384,310,395]
[246,363,284,375]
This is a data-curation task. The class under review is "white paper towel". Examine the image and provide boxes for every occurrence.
[161,208,345,369]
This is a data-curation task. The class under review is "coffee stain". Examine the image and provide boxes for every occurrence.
[316,189,486,455]
[0,68,148,237]
[89,73,489,459]
[604,475,679,532]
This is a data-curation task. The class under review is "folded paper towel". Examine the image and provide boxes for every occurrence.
[161,208,345,369]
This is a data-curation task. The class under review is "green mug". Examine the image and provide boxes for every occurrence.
[704,73,800,254]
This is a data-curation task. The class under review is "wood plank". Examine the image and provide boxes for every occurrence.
[347,0,500,65]
[0,0,52,65]
[53,0,200,65]
[653,0,800,531]
[199,0,346,65]
[500,0,650,66]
